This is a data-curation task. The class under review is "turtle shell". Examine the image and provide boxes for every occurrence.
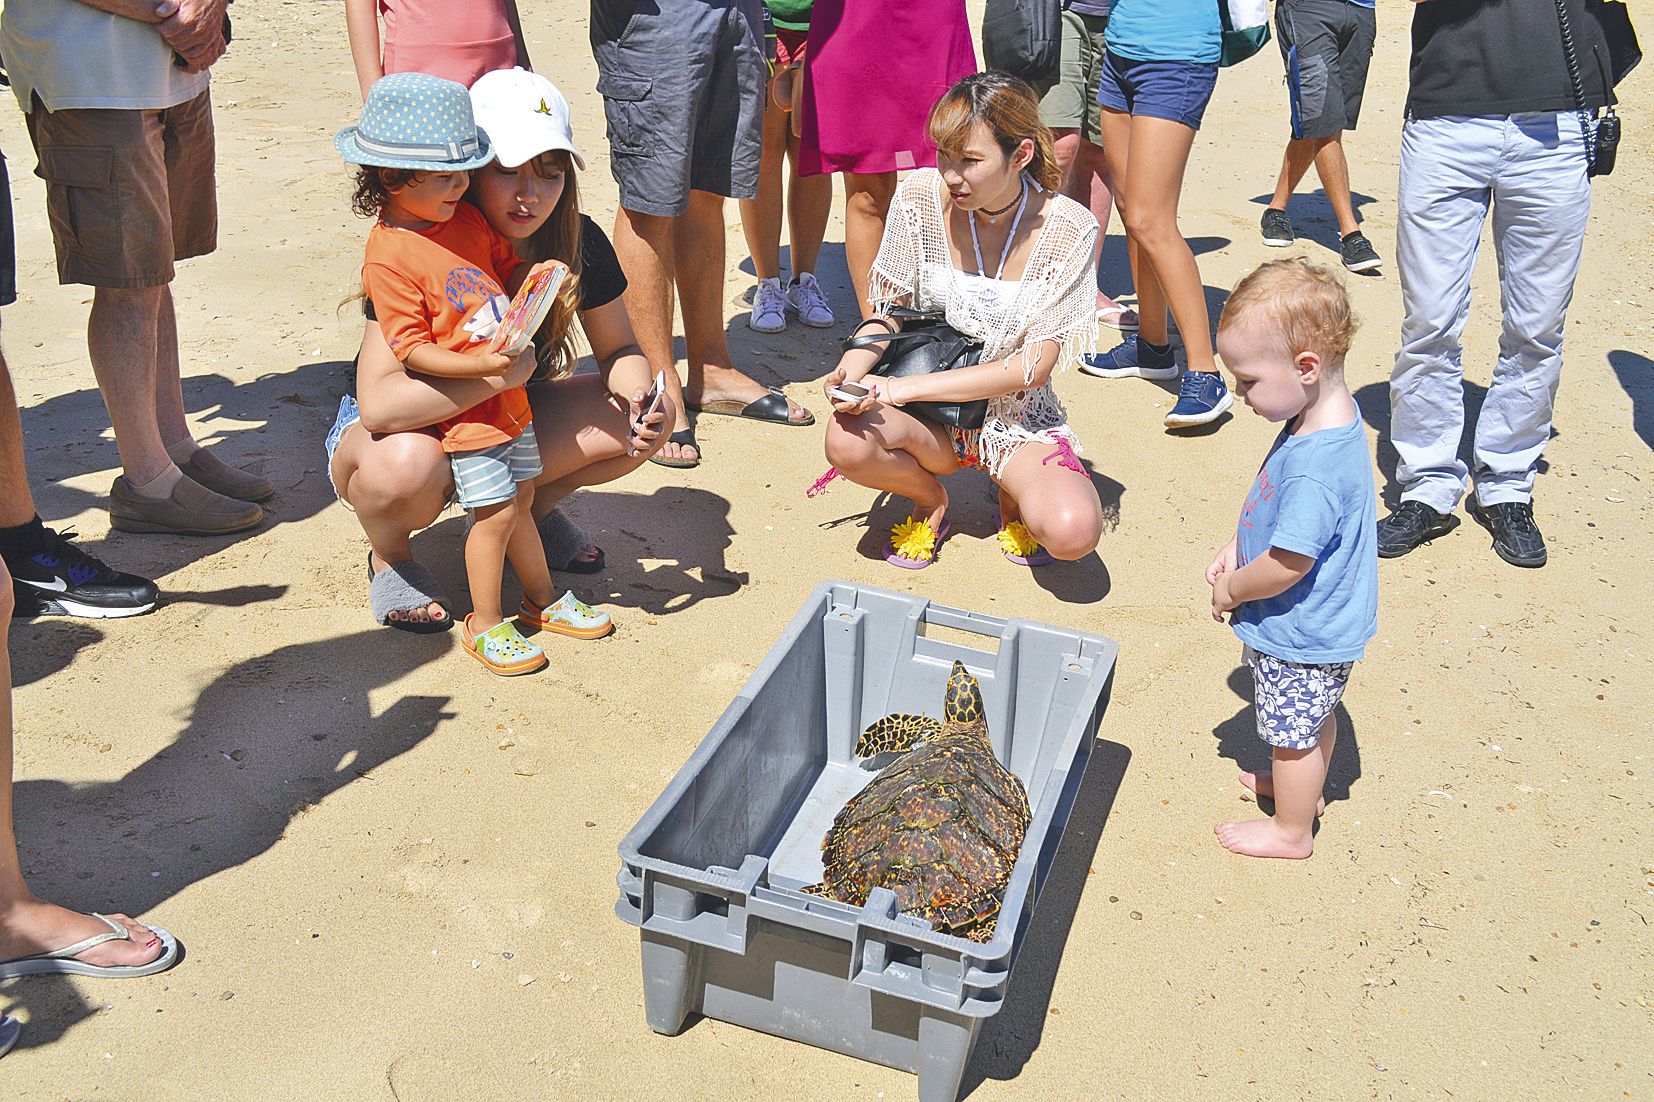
[818,719,1031,942]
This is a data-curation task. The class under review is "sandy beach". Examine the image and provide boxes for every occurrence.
[1,1,1650,1098]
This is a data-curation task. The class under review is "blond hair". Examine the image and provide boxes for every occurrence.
[927,71,1062,191]
[1219,257,1358,364]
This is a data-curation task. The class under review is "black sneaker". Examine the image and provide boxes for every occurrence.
[1376,500,1460,558]
[1260,208,1294,247]
[1341,231,1383,273]
[0,519,159,618]
[1467,499,1547,568]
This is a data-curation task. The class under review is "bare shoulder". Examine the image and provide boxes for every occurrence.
[1041,188,1098,235]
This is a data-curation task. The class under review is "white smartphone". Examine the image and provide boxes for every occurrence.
[635,370,667,426]
[828,381,872,404]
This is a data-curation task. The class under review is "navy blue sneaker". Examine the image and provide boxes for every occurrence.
[0,518,158,618]
[1163,371,1233,428]
[1079,335,1178,381]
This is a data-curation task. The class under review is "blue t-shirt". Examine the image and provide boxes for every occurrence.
[1232,408,1378,664]
[1104,0,1221,63]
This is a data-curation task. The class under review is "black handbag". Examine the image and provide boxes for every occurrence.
[843,308,989,430]
[981,0,1063,89]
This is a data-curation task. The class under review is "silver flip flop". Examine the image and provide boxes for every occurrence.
[0,913,180,980]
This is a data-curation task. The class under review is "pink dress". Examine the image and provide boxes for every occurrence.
[379,0,519,89]
[798,0,977,176]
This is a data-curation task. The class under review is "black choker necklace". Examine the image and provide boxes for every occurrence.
[978,179,1026,224]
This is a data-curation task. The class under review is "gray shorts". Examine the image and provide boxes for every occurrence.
[1246,647,1353,751]
[590,0,766,216]
[451,424,543,510]
[1277,0,1376,140]
[1038,10,1109,144]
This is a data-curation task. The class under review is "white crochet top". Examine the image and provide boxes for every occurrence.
[869,168,1100,477]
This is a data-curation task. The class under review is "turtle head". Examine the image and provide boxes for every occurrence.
[943,661,985,731]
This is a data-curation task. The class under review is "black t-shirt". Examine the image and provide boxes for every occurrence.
[364,211,627,319]
[1408,0,1613,119]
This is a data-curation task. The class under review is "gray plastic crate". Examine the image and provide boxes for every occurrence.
[616,581,1117,1102]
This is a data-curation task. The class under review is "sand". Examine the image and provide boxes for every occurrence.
[1,1,1650,1098]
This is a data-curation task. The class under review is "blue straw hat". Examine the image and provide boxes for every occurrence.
[336,72,494,172]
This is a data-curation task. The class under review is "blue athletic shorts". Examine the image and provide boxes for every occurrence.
[450,424,543,510]
[1097,52,1220,131]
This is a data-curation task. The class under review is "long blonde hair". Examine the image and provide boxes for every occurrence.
[926,71,1062,191]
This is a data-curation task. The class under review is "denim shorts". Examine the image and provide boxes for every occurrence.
[450,424,543,510]
[1097,52,1220,131]
[323,394,361,501]
[1246,647,1353,750]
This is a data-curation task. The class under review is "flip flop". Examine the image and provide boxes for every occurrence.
[997,518,1055,567]
[538,508,606,575]
[461,614,547,676]
[691,388,815,427]
[367,553,454,634]
[0,913,180,980]
[648,427,702,469]
[518,591,614,640]
[0,1016,19,1059]
[1097,303,1140,332]
[886,517,950,570]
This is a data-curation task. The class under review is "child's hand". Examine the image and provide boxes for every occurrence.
[1211,572,1240,622]
[475,350,517,377]
[1205,537,1238,586]
[503,344,538,387]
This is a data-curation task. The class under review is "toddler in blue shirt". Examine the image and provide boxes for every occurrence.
[1207,258,1377,859]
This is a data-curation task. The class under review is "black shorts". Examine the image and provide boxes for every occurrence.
[1276,0,1376,140]
[0,151,16,308]
[589,0,766,217]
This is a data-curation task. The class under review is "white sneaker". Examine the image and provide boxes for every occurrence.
[749,277,787,333]
[786,272,835,328]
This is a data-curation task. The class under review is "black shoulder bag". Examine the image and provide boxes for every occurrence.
[1556,0,1639,176]
[842,308,988,430]
[981,0,1063,89]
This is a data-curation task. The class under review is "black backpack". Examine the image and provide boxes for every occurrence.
[981,0,1063,89]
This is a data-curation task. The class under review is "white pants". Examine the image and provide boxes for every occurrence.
[1391,112,1591,510]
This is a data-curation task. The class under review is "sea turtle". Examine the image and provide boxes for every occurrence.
[803,661,1031,943]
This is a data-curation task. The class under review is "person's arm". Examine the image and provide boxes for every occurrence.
[881,339,1062,407]
[1212,548,1314,618]
[503,0,532,70]
[404,342,519,380]
[354,319,534,434]
[345,0,384,101]
[579,297,668,454]
[75,0,167,20]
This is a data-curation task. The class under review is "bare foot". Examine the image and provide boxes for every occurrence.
[687,364,813,425]
[1214,818,1314,859]
[370,551,448,627]
[657,429,701,464]
[1238,770,1325,817]
[0,899,165,969]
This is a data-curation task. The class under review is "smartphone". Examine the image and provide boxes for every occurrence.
[635,370,667,426]
[828,381,872,404]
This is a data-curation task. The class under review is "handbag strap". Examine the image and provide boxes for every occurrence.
[842,328,955,353]
[1555,0,1601,174]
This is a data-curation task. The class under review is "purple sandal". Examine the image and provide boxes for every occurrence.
[998,518,1055,567]
[886,517,950,570]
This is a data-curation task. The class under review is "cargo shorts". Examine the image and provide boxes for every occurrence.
[23,90,217,288]
[589,0,767,217]
[1276,0,1376,141]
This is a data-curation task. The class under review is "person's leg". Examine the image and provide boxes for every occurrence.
[843,171,897,320]
[1471,112,1590,508]
[1311,135,1359,236]
[1117,115,1213,373]
[823,405,957,532]
[330,423,453,625]
[611,206,700,464]
[526,374,669,517]
[0,350,37,529]
[1216,712,1332,859]
[1098,106,1166,339]
[784,139,833,278]
[87,286,178,490]
[738,73,788,284]
[503,481,554,610]
[463,498,516,632]
[1268,137,1321,212]
[993,442,1104,561]
[0,561,165,968]
[1390,116,1498,513]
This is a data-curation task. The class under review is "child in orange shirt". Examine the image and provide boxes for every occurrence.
[338,73,610,675]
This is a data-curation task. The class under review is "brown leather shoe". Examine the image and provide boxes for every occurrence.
[179,449,274,502]
[108,475,264,536]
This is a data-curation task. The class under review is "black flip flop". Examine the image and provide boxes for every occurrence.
[691,388,815,427]
[648,427,702,469]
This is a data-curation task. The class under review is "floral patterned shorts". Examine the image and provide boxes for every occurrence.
[949,426,986,472]
[1246,646,1353,750]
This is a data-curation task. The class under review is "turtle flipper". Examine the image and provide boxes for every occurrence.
[856,714,942,757]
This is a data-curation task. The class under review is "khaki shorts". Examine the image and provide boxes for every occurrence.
[24,90,217,288]
[1038,9,1109,145]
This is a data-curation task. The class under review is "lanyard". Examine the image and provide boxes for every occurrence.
[968,176,1029,281]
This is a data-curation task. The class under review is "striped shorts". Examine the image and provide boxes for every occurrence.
[450,424,543,509]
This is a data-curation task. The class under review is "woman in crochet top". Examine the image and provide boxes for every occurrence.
[822,73,1105,569]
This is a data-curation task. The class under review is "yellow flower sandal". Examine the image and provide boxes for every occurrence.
[886,516,950,570]
[462,614,548,676]
[518,590,614,640]
[998,519,1055,567]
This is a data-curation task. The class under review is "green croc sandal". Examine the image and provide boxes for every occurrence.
[519,590,614,640]
[462,614,548,676]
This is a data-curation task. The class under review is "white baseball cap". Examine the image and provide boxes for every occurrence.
[469,67,587,171]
